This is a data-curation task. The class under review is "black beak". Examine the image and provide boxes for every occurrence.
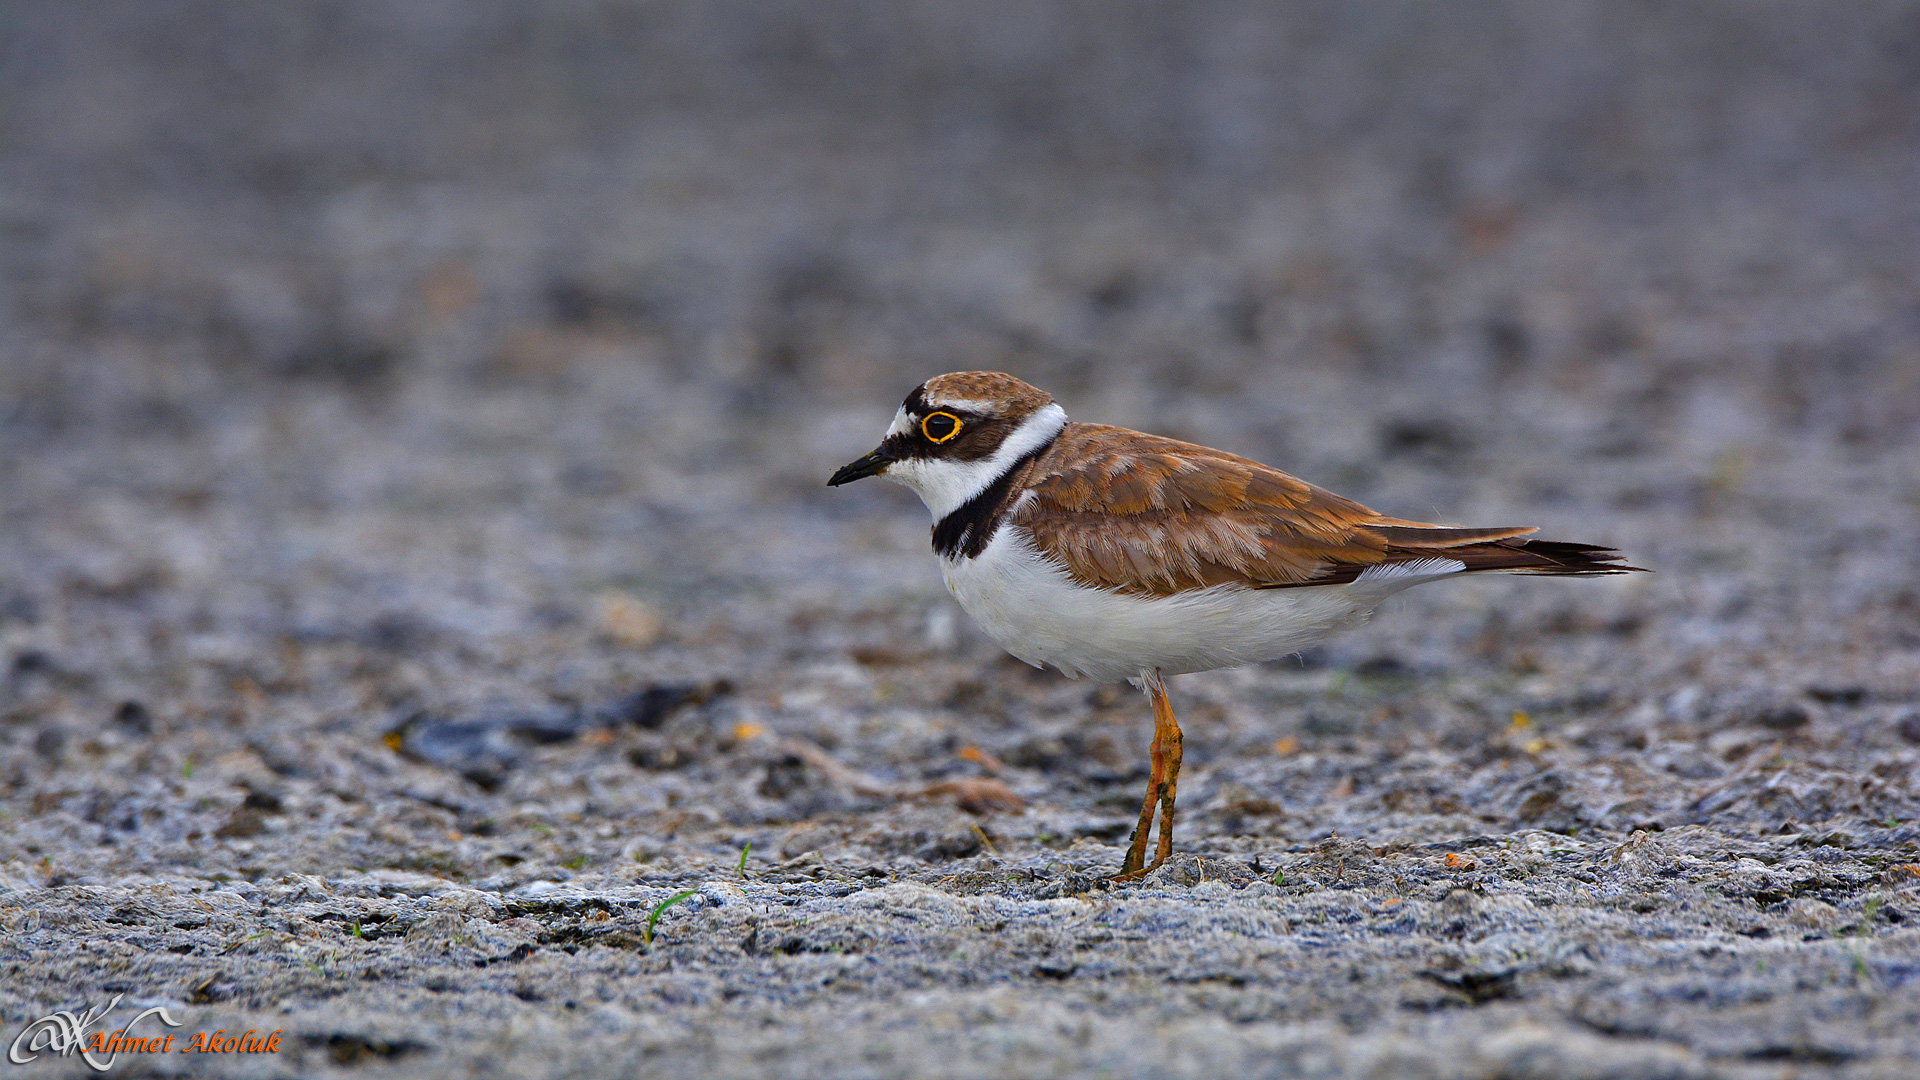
[828,447,893,486]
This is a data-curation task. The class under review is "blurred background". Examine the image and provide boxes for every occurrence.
[2,1,1918,835]
[7,8,1920,1070]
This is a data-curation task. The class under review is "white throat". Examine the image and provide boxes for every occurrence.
[884,403,1067,520]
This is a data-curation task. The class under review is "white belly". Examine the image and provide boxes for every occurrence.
[939,526,1456,683]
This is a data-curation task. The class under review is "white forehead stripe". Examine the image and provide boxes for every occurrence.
[883,402,1068,520]
[884,406,913,438]
[922,397,999,416]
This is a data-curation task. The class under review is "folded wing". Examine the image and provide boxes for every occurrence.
[1012,424,1639,597]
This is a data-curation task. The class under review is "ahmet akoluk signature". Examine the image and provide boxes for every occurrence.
[8,995,281,1072]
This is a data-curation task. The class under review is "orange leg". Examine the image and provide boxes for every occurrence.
[1115,671,1184,880]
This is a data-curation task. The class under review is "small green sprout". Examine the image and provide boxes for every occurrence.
[181,757,194,779]
[1272,867,1285,887]
[737,842,751,878]
[644,890,698,945]
[221,929,270,955]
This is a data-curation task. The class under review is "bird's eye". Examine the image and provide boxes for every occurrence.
[921,411,962,443]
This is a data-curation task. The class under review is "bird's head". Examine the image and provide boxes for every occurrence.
[828,371,1067,518]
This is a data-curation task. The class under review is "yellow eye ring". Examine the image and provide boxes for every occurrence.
[921,411,962,443]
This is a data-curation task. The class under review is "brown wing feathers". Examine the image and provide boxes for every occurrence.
[1011,424,1641,596]
[1365,524,1537,547]
[1263,532,1642,590]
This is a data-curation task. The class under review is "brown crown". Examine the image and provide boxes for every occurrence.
[918,372,1054,419]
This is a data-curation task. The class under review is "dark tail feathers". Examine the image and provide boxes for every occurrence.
[1452,538,1646,576]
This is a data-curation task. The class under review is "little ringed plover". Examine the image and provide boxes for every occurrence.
[829,371,1643,879]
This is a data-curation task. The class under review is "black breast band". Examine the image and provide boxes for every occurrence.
[930,437,1058,560]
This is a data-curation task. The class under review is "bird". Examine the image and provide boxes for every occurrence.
[828,371,1644,879]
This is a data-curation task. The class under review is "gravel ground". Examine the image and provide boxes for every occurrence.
[4,4,1920,1077]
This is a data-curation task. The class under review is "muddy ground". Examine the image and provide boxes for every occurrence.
[3,3,1920,1077]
